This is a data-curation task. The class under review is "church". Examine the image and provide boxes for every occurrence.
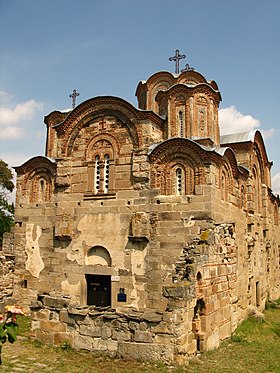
[7,51,280,363]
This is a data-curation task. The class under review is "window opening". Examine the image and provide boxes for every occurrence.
[179,111,184,137]
[104,154,110,193]
[176,168,183,195]
[94,155,100,193]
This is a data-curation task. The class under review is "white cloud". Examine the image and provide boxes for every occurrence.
[219,106,260,135]
[0,99,44,126]
[272,173,280,196]
[0,126,25,140]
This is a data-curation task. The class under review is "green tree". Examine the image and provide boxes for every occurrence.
[0,159,15,246]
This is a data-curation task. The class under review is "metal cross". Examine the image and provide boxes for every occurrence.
[169,49,186,74]
[181,63,194,72]
[69,89,80,109]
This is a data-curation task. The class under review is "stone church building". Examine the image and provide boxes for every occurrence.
[4,58,280,363]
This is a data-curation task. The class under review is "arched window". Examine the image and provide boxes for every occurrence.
[30,173,52,203]
[221,171,226,201]
[39,179,45,201]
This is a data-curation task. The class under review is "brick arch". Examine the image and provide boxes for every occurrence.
[52,97,143,156]
[222,148,240,178]
[14,157,56,202]
[177,70,209,85]
[149,139,206,195]
[14,156,56,176]
[251,164,262,213]
[219,159,234,201]
[251,139,266,185]
[29,171,53,203]
[166,160,196,195]
[141,71,175,90]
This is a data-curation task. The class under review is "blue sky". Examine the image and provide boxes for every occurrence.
[1,0,280,194]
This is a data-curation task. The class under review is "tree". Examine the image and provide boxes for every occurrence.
[0,159,15,246]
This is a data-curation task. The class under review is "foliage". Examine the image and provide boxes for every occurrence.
[0,305,24,365]
[0,159,14,245]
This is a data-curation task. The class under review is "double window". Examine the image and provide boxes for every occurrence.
[94,153,110,194]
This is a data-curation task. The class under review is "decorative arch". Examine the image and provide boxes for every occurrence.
[29,171,53,202]
[52,97,144,156]
[178,70,210,86]
[85,246,112,267]
[149,138,206,195]
[195,94,208,138]
[14,156,56,203]
[220,161,234,201]
[252,165,261,213]
[85,133,120,162]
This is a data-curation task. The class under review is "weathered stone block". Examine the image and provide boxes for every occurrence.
[80,325,102,337]
[142,311,163,323]
[73,334,92,350]
[43,296,70,309]
[111,328,131,341]
[118,342,175,363]
[134,330,153,343]
[60,310,76,325]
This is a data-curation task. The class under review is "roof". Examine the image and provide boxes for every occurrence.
[220,131,256,145]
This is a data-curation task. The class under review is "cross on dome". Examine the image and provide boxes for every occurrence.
[169,49,186,74]
[69,89,80,109]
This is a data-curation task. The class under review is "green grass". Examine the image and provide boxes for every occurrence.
[1,305,280,372]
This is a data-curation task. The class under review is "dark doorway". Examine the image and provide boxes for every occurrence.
[86,274,111,307]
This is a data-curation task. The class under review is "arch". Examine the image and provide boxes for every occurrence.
[252,165,261,213]
[85,246,112,267]
[220,161,234,201]
[14,157,56,202]
[85,133,119,162]
[52,97,146,156]
[149,138,212,196]
[29,171,53,203]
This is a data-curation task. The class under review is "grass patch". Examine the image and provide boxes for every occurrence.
[2,305,280,372]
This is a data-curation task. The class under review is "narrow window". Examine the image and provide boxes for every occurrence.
[104,154,110,193]
[179,111,184,137]
[39,179,45,201]
[176,168,183,195]
[95,155,100,193]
